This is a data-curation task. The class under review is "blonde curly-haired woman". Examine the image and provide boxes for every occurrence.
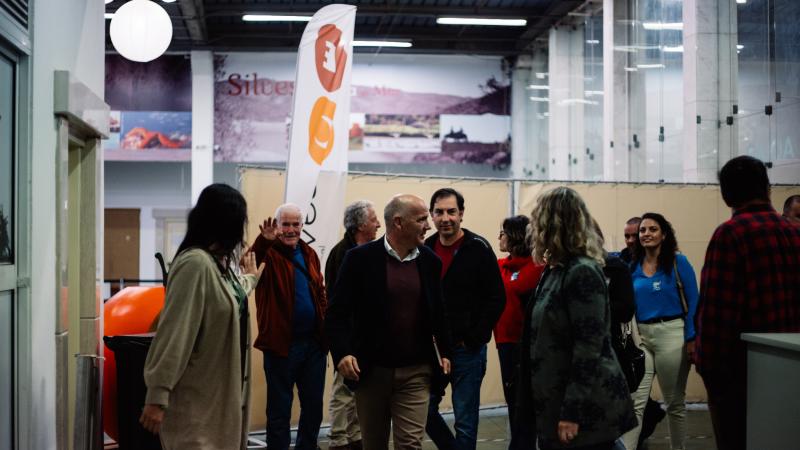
[518,187,636,450]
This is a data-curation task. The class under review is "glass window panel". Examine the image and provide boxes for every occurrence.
[0,53,13,264]
[773,0,800,163]
[0,291,12,447]
[583,14,604,181]
[737,0,772,163]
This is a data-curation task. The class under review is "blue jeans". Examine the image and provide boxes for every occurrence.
[262,337,326,450]
[426,345,487,450]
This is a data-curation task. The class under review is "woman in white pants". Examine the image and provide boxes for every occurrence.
[621,212,698,450]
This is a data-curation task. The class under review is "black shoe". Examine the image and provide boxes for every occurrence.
[638,398,666,446]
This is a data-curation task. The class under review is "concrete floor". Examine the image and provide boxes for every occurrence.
[246,404,717,449]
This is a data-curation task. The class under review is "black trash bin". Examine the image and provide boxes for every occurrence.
[104,334,163,450]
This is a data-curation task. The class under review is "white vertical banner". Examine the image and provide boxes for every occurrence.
[284,4,356,266]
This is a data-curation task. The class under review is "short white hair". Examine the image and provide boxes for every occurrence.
[274,203,302,222]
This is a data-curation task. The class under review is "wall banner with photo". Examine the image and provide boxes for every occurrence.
[215,52,511,165]
[105,54,193,161]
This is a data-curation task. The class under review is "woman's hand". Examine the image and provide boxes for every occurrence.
[259,218,281,241]
[686,340,696,365]
[558,420,579,445]
[338,355,361,381]
[240,250,265,280]
[139,404,165,434]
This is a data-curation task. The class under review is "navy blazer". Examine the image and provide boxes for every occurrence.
[325,237,452,385]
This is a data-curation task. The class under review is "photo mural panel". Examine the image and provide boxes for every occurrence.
[105,54,193,161]
[214,53,511,164]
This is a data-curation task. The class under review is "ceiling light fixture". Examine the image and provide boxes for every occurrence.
[437,17,527,26]
[242,14,312,22]
[586,39,600,44]
[736,0,746,4]
[663,45,684,52]
[642,22,683,30]
[110,0,173,62]
[636,63,666,69]
[352,40,412,48]
[527,84,549,90]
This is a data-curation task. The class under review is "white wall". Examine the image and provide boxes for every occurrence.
[104,162,192,280]
[28,0,105,446]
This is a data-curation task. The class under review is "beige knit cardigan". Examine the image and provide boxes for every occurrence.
[144,248,257,450]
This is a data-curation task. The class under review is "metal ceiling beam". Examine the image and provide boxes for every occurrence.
[516,0,585,50]
[203,26,522,43]
[202,3,547,19]
[178,0,208,43]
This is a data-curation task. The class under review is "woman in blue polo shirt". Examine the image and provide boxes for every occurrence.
[622,212,698,450]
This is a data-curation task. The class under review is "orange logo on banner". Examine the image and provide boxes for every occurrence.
[308,96,337,165]
[315,24,347,92]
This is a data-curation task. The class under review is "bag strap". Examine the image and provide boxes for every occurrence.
[673,260,689,316]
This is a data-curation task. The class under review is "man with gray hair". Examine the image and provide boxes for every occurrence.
[325,200,381,450]
[250,203,327,450]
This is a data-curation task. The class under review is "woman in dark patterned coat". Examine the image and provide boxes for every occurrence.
[520,187,637,450]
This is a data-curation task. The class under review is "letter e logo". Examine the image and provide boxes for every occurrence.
[308,96,337,165]
[315,24,347,92]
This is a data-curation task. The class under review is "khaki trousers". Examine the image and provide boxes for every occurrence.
[328,370,362,446]
[354,364,432,450]
[622,318,689,450]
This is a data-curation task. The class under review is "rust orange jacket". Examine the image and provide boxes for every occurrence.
[250,234,327,357]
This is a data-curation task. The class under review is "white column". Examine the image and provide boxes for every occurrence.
[510,55,531,179]
[683,0,738,182]
[548,26,585,181]
[191,50,214,204]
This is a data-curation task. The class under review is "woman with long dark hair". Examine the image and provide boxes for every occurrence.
[521,187,635,450]
[494,215,544,449]
[140,183,264,449]
[621,212,698,450]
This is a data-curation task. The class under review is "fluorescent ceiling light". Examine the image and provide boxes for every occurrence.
[736,0,746,3]
[624,67,638,72]
[636,63,666,69]
[105,13,114,19]
[559,98,599,106]
[663,45,684,52]
[527,84,549,90]
[642,22,683,30]
[535,72,548,79]
[242,14,311,22]
[585,90,604,96]
[437,17,527,26]
[529,96,549,102]
[586,39,600,45]
[352,40,412,48]
[737,44,744,49]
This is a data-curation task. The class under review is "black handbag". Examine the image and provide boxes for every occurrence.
[618,323,645,393]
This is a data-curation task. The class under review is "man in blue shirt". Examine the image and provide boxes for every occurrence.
[251,203,327,450]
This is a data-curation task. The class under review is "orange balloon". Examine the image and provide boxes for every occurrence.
[102,286,165,440]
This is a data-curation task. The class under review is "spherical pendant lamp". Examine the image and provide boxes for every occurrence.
[110,0,173,63]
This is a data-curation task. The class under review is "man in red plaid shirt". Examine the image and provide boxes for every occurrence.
[695,156,800,450]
